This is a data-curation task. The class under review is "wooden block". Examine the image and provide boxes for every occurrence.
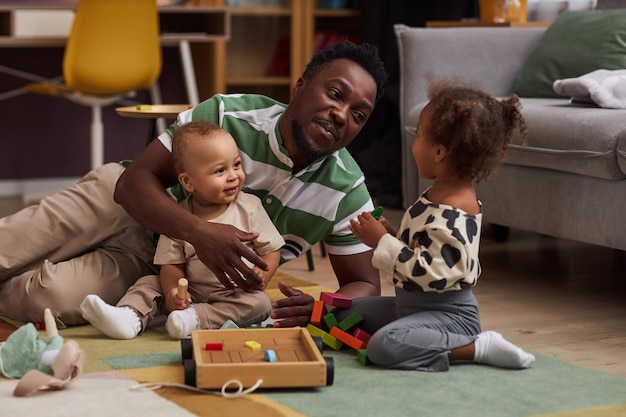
[352,328,372,344]
[220,319,239,329]
[310,300,327,327]
[323,312,339,330]
[319,291,352,308]
[136,104,153,110]
[245,340,261,352]
[205,342,223,351]
[329,326,367,350]
[321,333,343,351]
[306,324,343,350]
[357,349,371,366]
[338,311,364,332]
[306,323,325,338]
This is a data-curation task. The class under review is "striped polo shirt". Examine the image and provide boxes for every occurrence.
[159,93,373,264]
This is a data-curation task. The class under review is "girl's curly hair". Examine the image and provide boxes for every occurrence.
[426,76,527,182]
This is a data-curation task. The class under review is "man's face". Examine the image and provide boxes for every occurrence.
[288,59,377,163]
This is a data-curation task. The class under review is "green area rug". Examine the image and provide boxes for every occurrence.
[265,351,626,417]
[98,347,626,417]
[56,326,626,417]
[2,272,625,417]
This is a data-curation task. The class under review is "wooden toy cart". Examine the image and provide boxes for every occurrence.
[181,328,334,389]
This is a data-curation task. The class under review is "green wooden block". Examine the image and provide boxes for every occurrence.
[306,324,325,337]
[338,311,364,332]
[323,312,339,330]
[357,349,371,366]
[307,324,343,350]
[322,333,344,351]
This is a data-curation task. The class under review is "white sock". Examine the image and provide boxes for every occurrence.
[474,331,535,369]
[165,307,199,339]
[80,294,141,340]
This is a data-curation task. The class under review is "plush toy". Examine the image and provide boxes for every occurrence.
[0,308,85,397]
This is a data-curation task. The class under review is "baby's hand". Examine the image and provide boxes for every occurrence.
[165,286,190,311]
[250,266,268,291]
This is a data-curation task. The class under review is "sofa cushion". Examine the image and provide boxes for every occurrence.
[406,98,626,180]
[513,9,626,98]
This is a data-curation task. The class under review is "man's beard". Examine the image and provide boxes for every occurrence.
[291,120,325,163]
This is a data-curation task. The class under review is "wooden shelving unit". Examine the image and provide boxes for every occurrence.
[207,0,361,103]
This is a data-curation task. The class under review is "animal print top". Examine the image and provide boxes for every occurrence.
[372,191,482,293]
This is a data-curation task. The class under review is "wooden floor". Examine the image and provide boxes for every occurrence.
[280,206,626,378]
[2,198,625,378]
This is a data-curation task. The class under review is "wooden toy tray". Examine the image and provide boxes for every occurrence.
[182,327,334,389]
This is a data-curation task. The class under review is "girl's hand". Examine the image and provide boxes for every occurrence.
[349,211,388,249]
[379,215,398,236]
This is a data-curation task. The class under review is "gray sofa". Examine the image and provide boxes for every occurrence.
[394,24,626,251]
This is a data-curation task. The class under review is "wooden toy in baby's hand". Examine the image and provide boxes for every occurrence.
[371,206,383,220]
[178,278,189,300]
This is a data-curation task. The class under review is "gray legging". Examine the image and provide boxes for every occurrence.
[334,287,481,372]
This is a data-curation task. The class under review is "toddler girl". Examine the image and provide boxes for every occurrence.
[343,77,535,371]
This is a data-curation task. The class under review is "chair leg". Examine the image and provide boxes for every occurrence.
[91,104,104,170]
[179,40,199,105]
[306,250,314,272]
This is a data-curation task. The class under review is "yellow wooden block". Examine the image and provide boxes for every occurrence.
[136,104,153,110]
[245,340,261,352]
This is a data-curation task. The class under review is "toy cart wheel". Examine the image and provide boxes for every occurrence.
[312,336,323,353]
[183,358,197,387]
[324,356,334,386]
[181,338,193,362]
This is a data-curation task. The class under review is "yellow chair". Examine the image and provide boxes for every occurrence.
[28,0,162,170]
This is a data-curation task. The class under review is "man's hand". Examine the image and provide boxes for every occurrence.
[114,141,268,293]
[270,281,315,327]
[189,221,267,292]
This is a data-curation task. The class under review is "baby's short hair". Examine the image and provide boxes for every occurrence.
[172,120,224,175]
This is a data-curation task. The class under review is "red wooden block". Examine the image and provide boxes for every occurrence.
[205,342,223,351]
[319,291,352,308]
[352,328,372,344]
[310,300,327,327]
[329,326,367,350]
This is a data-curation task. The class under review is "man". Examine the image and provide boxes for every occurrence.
[0,41,388,328]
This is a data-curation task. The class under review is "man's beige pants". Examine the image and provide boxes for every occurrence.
[0,163,158,327]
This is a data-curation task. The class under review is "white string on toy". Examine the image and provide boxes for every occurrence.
[130,378,263,399]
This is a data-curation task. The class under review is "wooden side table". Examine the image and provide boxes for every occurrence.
[116,104,193,144]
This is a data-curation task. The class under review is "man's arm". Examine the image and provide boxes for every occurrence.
[114,140,267,289]
[270,250,380,327]
[328,250,380,297]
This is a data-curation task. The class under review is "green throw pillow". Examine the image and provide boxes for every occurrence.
[513,9,626,98]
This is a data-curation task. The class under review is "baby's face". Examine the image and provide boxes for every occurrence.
[182,131,245,205]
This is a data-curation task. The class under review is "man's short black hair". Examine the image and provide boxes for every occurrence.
[302,41,387,104]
